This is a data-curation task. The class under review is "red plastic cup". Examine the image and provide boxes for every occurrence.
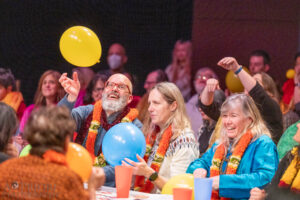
[173,187,193,200]
[115,165,133,198]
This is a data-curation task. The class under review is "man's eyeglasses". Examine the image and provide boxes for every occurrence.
[105,81,131,93]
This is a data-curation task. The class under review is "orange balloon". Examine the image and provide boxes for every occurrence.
[66,142,93,182]
[225,66,250,93]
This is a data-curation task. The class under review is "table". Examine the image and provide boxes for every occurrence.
[96,186,173,200]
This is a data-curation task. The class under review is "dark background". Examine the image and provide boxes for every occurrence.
[1,0,300,105]
[1,0,193,104]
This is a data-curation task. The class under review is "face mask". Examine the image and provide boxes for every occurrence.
[108,54,122,70]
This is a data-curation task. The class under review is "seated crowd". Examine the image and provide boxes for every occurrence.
[1,42,300,200]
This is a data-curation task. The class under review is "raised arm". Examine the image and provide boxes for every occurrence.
[217,57,256,92]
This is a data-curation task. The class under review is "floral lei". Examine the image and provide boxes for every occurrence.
[210,130,253,200]
[85,100,139,166]
[134,125,173,193]
[278,146,300,193]
[43,150,68,166]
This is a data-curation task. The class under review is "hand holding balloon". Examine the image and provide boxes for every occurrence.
[102,123,146,166]
[59,72,80,102]
[122,154,154,179]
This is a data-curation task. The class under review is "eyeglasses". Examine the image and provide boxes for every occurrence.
[195,75,213,81]
[105,81,131,93]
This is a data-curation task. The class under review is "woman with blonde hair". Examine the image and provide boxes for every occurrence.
[187,93,279,199]
[123,82,199,193]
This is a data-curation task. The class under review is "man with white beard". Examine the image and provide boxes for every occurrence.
[58,73,142,186]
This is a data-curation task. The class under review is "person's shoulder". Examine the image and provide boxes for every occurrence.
[253,134,276,147]
[173,129,196,144]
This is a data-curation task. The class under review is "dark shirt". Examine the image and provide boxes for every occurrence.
[199,82,283,144]
[265,149,300,200]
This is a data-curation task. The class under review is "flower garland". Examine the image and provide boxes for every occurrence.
[134,125,173,193]
[210,130,253,200]
[43,150,68,166]
[85,100,139,158]
[278,147,300,193]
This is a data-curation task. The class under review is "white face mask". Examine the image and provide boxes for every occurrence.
[108,54,122,70]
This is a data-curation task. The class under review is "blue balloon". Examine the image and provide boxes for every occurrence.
[102,123,146,166]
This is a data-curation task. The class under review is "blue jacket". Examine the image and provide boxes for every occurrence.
[186,135,279,199]
[58,96,143,186]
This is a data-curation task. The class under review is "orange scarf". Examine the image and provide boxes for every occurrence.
[85,100,138,157]
[1,91,23,112]
[134,125,173,193]
[278,147,300,193]
[43,150,68,166]
[210,131,253,200]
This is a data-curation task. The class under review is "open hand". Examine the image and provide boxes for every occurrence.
[59,72,80,102]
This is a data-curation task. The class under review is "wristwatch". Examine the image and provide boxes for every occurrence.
[295,82,300,87]
[148,171,158,181]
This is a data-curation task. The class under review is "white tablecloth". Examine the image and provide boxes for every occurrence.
[96,186,173,200]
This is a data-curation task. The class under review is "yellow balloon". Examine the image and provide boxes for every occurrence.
[286,69,295,79]
[60,26,102,67]
[161,174,194,200]
[66,142,93,182]
[225,66,250,93]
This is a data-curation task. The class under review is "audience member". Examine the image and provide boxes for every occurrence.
[0,106,105,199]
[136,69,168,124]
[0,102,19,163]
[19,70,65,134]
[123,82,199,193]
[186,67,219,135]
[250,123,300,200]
[199,57,283,144]
[58,72,142,186]
[165,40,192,101]
[188,94,278,199]
[249,49,271,75]
[83,73,108,105]
[0,68,26,120]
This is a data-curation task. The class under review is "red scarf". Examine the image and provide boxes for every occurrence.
[134,125,173,193]
[210,131,253,200]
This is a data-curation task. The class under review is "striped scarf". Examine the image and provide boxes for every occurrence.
[278,147,300,193]
[210,130,253,200]
[134,125,173,193]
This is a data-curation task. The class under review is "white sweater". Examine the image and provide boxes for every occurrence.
[151,129,199,193]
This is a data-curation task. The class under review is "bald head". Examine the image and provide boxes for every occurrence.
[108,43,126,57]
[107,73,132,94]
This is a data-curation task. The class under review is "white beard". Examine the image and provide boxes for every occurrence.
[102,92,127,113]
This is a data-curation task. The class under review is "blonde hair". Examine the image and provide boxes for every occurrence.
[143,82,191,141]
[219,93,271,151]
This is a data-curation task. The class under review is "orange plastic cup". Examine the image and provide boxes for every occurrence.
[173,187,193,200]
[115,165,133,198]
